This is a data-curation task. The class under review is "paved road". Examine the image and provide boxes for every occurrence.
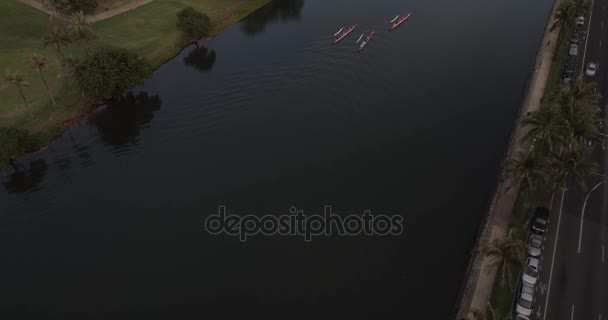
[533,0,608,319]
[17,0,153,23]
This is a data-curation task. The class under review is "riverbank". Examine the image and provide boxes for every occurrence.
[0,0,271,162]
[455,0,562,318]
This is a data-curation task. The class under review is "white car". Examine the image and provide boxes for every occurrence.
[577,16,585,28]
[586,62,598,77]
[569,44,578,56]
[522,257,539,285]
[516,282,535,316]
[528,234,542,257]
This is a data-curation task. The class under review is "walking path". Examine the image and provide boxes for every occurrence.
[456,0,563,318]
[17,0,153,23]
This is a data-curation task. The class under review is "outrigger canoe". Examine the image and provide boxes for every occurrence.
[332,24,358,44]
[357,29,376,51]
[390,13,413,30]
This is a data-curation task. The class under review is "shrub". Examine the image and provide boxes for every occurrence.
[0,127,32,171]
[176,7,211,39]
[75,48,151,100]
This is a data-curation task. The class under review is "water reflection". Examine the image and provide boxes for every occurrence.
[240,0,304,36]
[3,159,49,194]
[89,91,162,148]
[183,45,216,72]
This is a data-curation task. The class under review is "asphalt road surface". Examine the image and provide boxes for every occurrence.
[532,0,608,319]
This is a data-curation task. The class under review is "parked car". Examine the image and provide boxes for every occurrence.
[569,44,579,56]
[577,16,585,28]
[571,32,580,43]
[528,233,542,257]
[586,62,598,77]
[564,67,575,78]
[522,257,540,285]
[532,207,549,234]
[515,314,531,320]
[516,282,535,316]
[561,76,573,85]
[565,57,577,67]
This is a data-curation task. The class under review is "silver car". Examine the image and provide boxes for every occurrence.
[516,282,535,316]
[528,234,542,257]
[586,62,598,77]
[577,16,585,28]
[522,257,539,285]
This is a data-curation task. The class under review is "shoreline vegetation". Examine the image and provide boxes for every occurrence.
[459,0,601,319]
[0,0,272,169]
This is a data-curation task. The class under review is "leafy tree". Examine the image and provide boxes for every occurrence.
[30,54,56,105]
[176,7,211,39]
[483,230,525,291]
[69,11,96,52]
[0,127,32,171]
[4,71,33,119]
[75,48,151,100]
[44,26,71,59]
[43,0,98,14]
[68,0,98,13]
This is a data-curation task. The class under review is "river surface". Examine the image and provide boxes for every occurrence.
[1,0,553,318]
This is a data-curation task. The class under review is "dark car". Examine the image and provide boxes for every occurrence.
[565,59,576,68]
[571,32,580,44]
[532,207,549,234]
[566,55,577,63]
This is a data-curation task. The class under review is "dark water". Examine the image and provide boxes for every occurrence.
[0,0,553,318]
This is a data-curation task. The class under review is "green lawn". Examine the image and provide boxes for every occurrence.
[0,0,271,147]
[544,32,573,98]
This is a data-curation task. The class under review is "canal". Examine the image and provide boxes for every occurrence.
[0,0,554,318]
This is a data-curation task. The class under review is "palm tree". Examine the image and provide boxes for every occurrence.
[44,26,70,59]
[573,0,591,16]
[483,230,525,291]
[503,151,549,192]
[30,54,56,105]
[555,144,599,189]
[551,79,602,148]
[551,1,576,53]
[69,11,96,53]
[4,71,33,119]
[522,105,567,153]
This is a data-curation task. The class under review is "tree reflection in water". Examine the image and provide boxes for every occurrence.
[89,91,162,149]
[183,45,216,72]
[3,159,49,194]
[240,0,304,36]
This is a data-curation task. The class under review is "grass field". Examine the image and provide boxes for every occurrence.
[0,0,271,147]
[544,32,573,98]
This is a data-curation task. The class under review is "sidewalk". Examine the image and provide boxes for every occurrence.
[456,0,563,317]
[17,0,153,23]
